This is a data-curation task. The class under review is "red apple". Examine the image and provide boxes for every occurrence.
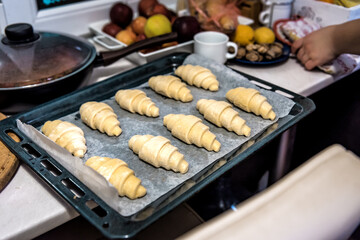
[151,4,171,19]
[138,0,157,17]
[110,2,133,28]
[102,22,122,37]
[172,16,201,42]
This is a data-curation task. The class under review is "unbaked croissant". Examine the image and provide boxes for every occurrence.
[196,99,251,137]
[163,114,221,152]
[80,101,122,136]
[41,120,87,157]
[129,135,189,173]
[85,156,146,199]
[115,89,159,117]
[226,87,276,120]
[175,64,219,91]
[148,75,193,102]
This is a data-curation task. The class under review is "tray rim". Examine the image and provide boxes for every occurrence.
[0,52,315,239]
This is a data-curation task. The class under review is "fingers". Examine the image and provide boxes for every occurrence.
[294,47,317,70]
[291,38,303,54]
[296,48,310,64]
[304,60,317,70]
[298,49,317,70]
[292,37,317,70]
[296,47,305,60]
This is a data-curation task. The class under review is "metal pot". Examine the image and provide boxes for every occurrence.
[0,23,181,114]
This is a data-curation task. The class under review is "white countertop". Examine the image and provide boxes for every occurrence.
[0,55,352,239]
[228,58,340,97]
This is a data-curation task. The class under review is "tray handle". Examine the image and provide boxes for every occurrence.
[93,35,125,50]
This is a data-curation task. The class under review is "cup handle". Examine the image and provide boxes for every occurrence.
[259,10,270,25]
[226,41,238,59]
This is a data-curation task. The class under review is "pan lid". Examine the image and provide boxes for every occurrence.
[0,23,95,89]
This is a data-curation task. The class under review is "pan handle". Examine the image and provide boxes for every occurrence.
[95,32,178,67]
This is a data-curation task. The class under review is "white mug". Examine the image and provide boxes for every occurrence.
[259,0,293,28]
[194,31,238,64]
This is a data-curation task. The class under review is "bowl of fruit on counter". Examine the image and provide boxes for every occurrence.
[89,1,201,64]
[231,25,290,65]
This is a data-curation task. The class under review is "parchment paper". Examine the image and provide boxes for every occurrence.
[18,54,295,217]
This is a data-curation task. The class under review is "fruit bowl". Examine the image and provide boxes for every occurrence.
[89,20,194,65]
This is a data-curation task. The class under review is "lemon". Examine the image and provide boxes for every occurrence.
[254,27,275,44]
[144,14,172,38]
[232,25,254,46]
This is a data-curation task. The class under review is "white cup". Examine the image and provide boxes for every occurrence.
[194,31,238,64]
[259,0,293,28]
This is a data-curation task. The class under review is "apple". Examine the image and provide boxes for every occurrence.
[138,0,172,20]
[102,22,122,37]
[110,2,133,28]
[144,14,172,38]
[172,16,201,42]
[151,3,172,19]
[138,0,157,17]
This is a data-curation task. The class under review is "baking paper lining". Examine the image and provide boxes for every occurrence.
[18,54,295,216]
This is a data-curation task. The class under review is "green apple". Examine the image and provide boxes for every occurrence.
[144,14,172,38]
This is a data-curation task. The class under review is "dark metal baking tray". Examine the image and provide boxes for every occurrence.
[0,53,315,239]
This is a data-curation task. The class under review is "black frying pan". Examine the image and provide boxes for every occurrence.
[0,20,198,114]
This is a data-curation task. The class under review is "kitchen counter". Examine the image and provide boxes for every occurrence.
[0,54,356,239]
[228,58,354,98]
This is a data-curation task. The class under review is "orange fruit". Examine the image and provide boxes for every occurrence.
[233,25,254,46]
[116,29,136,45]
[254,27,275,44]
[131,16,147,35]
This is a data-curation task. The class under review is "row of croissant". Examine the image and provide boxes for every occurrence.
[40,64,276,200]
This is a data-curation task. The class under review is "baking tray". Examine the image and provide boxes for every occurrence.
[0,53,315,239]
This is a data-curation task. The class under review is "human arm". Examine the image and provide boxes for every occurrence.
[291,19,360,70]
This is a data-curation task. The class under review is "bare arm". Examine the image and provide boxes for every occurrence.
[291,19,360,70]
[332,19,360,55]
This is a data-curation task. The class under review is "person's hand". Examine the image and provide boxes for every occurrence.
[291,25,338,70]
